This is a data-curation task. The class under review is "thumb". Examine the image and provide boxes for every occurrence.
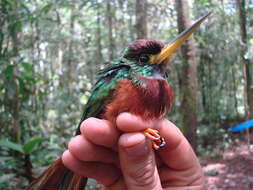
[118,133,162,190]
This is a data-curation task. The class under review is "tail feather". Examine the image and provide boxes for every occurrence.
[26,158,87,190]
[69,175,88,190]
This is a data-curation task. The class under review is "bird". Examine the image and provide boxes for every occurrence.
[27,12,211,190]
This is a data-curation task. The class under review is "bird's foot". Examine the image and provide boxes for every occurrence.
[143,128,166,150]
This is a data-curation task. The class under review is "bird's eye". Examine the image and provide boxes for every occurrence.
[139,55,149,64]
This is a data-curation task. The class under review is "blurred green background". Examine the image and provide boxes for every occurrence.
[0,0,252,189]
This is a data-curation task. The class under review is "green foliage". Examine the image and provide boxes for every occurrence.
[0,155,24,189]
[0,0,252,189]
[22,138,47,154]
[0,137,47,154]
[197,122,233,158]
[0,139,23,153]
[3,65,14,78]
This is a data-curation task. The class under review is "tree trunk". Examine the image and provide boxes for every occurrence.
[127,1,135,41]
[175,0,198,151]
[135,0,147,39]
[0,1,5,56]
[89,0,103,85]
[232,66,240,117]
[67,0,76,93]
[11,0,21,143]
[24,154,35,182]
[96,2,103,62]
[106,0,115,60]
[118,1,127,48]
[236,0,253,119]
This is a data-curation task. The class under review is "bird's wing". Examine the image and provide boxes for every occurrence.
[76,64,129,134]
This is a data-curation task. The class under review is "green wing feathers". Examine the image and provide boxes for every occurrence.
[76,64,129,134]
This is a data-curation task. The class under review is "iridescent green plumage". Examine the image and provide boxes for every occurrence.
[79,64,129,122]
[77,41,167,134]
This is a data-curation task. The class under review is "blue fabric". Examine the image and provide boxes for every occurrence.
[228,119,253,132]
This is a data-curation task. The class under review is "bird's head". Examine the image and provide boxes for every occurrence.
[119,12,211,81]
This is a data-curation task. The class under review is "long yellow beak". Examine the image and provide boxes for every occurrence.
[153,12,212,64]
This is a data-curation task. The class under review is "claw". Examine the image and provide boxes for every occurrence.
[143,128,166,150]
[152,143,160,150]
[143,132,160,141]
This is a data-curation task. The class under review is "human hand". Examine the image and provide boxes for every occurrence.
[62,113,204,190]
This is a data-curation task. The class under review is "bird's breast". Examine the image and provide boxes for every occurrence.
[104,78,173,124]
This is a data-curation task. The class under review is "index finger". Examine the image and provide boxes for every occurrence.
[116,113,200,170]
[81,117,120,148]
[158,120,200,171]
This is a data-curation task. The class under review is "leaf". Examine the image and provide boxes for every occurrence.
[41,3,53,14]
[18,77,26,92]
[0,140,23,153]
[24,75,36,84]
[21,62,33,73]
[15,21,23,32]
[5,0,14,7]
[3,65,14,78]
[22,137,47,154]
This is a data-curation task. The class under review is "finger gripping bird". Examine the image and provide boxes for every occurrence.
[27,13,210,190]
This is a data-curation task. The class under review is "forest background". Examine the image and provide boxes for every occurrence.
[0,0,253,189]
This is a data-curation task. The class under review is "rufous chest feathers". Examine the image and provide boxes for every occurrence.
[104,78,174,123]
